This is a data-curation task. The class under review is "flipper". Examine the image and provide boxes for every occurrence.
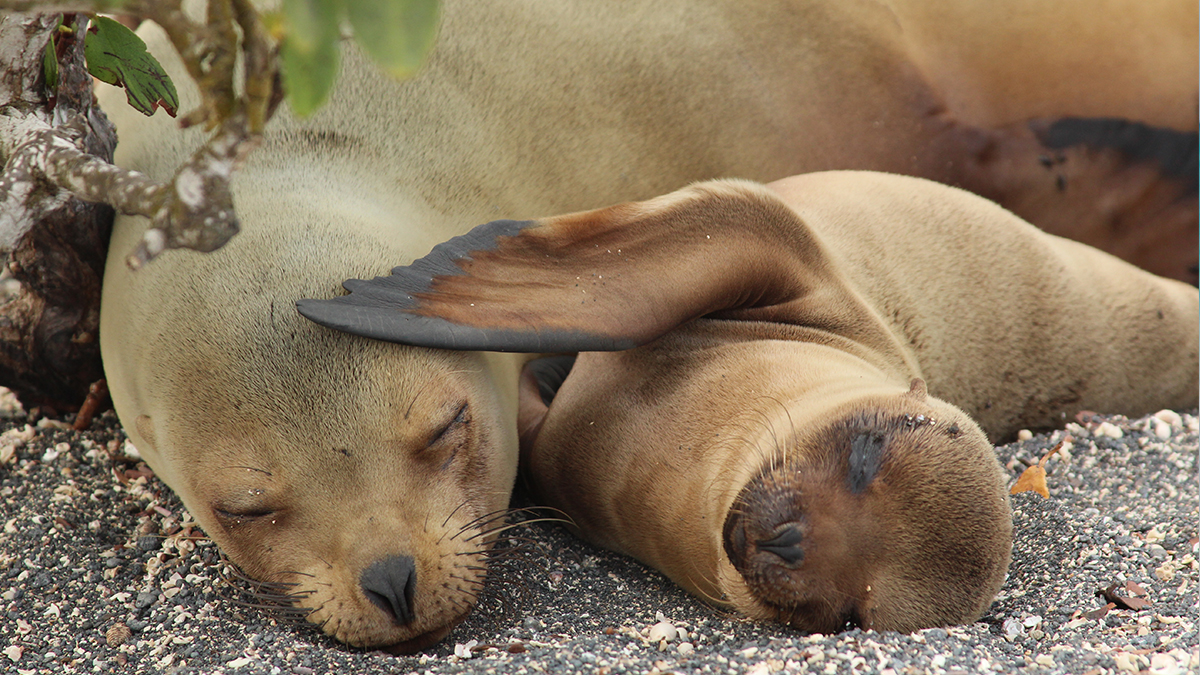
[297,181,845,353]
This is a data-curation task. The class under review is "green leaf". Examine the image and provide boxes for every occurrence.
[346,0,440,78]
[42,34,58,92]
[280,0,341,117]
[84,16,178,117]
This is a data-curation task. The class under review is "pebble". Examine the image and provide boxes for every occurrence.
[1153,409,1183,427]
[1094,421,1124,438]
[647,620,677,643]
[1114,652,1147,673]
[1151,418,1172,439]
[0,403,1195,675]
[1149,653,1181,675]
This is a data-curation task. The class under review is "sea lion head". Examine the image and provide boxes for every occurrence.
[719,382,1012,633]
[103,218,521,653]
[128,334,518,652]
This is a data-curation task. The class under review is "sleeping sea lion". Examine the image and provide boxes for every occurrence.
[297,171,1199,632]
[101,0,1194,651]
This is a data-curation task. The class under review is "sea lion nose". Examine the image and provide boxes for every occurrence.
[360,555,418,625]
[756,523,805,565]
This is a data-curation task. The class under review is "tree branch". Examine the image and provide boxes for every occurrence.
[0,1,280,407]
[0,0,280,267]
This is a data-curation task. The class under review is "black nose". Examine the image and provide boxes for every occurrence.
[756,523,805,565]
[360,555,417,625]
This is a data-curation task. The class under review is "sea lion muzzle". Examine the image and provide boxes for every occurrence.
[721,454,881,633]
[360,555,419,625]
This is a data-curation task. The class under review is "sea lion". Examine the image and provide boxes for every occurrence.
[100,0,1195,651]
[298,171,1199,632]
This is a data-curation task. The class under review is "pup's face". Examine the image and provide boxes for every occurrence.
[130,341,518,652]
[721,399,1012,633]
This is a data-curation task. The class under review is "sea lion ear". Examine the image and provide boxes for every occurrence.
[296,180,836,353]
[904,378,928,401]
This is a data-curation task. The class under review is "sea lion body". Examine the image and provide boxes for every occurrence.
[517,174,1199,630]
[302,171,1198,632]
[101,0,1195,650]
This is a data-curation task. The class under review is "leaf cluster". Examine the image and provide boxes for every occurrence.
[276,0,441,117]
[42,15,179,117]
[38,0,440,121]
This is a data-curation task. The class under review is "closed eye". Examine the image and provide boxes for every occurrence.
[429,402,469,446]
[214,507,275,521]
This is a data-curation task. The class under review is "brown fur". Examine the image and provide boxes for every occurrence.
[101,0,1195,650]
[332,172,1196,631]
[519,174,1197,629]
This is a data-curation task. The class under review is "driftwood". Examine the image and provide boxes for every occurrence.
[0,2,279,412]
[0,13,113,412]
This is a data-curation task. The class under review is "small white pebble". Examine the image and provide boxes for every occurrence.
[1094,421,1123,439]
[1149,653,1181,675]
[1034,654,1054,667]
[1153,410,1182,428]
[677,642,694,657]
[226,656,254,668]
[648,620,677,643]
[1115,652,1147,673]
[1152,418,1171,440]
[1017,429,1033,441]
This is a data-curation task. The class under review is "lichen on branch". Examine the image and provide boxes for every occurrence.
[0,0,280,268]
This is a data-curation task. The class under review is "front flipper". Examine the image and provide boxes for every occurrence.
[297,180,839,353]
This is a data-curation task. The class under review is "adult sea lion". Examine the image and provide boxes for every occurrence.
[101,0,1194,651]
[298,171,1199,632]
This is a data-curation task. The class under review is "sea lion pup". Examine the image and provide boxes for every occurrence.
[101,0,1194,652]
[297,171,1199,632]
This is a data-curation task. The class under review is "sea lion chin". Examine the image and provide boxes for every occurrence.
[720,398,1012,634]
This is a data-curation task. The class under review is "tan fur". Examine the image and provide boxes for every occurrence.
[100,0,1195,650]
[503,173,1198,631]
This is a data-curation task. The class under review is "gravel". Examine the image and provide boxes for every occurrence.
[1,390,1195,675]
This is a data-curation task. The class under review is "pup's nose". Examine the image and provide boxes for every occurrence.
[756,523,805,565]
[360,555,417,625]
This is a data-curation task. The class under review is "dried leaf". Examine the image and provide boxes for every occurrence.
[1010,437,1070,498]
[84,16,178,117]
[1083,602,1115,620]
[1125,581,1147,597]
[1010,464,1048,498]
[1098,583,1153,611]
